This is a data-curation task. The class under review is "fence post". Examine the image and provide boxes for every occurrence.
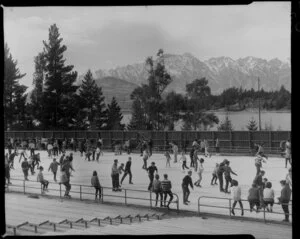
[229,199,232,217]
[150,191,152,208]
[229,131,233,153]
[80,185,82,201]
[125,189,127,205]
[23,180,26,194]
[101,187,104,203]
[263,205,266,223]
[59,183,62,199]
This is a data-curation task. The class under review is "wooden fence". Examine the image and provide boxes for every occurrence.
[4,130,291,155]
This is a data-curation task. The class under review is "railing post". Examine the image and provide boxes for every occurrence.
[263,205,266,223]
[101,187,104,203]
[59,183,62,199]
[41,183,43,194]
[80,185,82,201]
[229,199,232,217]
[125,189,127,205]
[150,191,152,208]
[23,180,26,194]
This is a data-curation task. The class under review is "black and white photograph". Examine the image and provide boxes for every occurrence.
[3,3,292,237]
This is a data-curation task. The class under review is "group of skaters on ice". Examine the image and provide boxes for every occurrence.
[5,137,292,221]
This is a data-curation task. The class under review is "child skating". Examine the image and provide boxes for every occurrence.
[211,163,219,185]
[230,180,244,216]
[164,151,171,168]
[179,152,189,171]
[194,158,204,187]
[91,171,102,200]
[48,158,60,182]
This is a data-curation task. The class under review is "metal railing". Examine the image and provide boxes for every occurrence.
[197,196,292,224]
[6,178,179,213]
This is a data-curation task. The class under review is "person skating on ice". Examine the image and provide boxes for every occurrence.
[182,170,194,205]
[147,162,158,191]
[263,182,275,212]
[91,171,102,200]
[164,151,171,168]
[37,166,49,194]
[211,163,219,185]
[224,161,237,193]
[194,158,204,187]
[277,180,292,222]
[48,158,60,182]
[179,152,189,171]
[152,174,163,207]
[161,174,173,208]
[230,179,244,216]
[120,157,133,185]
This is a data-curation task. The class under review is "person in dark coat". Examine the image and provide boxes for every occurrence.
[217,159,228,192]
[182,170,194,205]
[278,180,292,222]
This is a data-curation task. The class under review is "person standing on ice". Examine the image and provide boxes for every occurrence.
[164,151,171,168]
[255,142,268,159]
[224,161,238,193]
[147,162,158,191]
[285,168,292,190]
[161,174,173,208]
[194,158,204,187]
[230,179,244,216]
[21,157,29,181]
[217,159,227,192]
[8,150,18,169]
[211,163,219,185]
[120,157,133,185]
[19,146,28,163]
[284,139,291,168]
[277,180,292,222]
[142,149,149,169]
[5,153,11,185]
[91,171,102,200]
[215,138,220,155]
[253,170,265,208]
[204,139,211,157]
[182,170,194,205]
[111,159,121,191]
[170,142,178,163]
[152,174,163,207]
[48,158,60,182]
[148,138,153,157]
[189,147,195,168]
[37,166,49,194]
[179,152,189,171]
[254,155,267,176]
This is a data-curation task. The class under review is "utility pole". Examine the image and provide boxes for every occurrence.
[258,77,261,131]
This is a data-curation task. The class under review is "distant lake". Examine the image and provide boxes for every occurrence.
[121,110,291,131]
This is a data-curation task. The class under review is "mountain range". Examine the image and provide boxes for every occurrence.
[91,53,291,95]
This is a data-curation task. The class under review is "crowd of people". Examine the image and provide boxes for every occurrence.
[4,136,292,221]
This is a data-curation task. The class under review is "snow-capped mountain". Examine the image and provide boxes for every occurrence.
[93,53,291,94]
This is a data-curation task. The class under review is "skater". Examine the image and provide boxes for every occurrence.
[204,139,211,157]
[53,140,59,156]
[61,156,75,180]
[8,151,18,169]
[217,160,227,192]
[161,174,173,208]
[284,139,291,168]
[120,157,133,185]
[60,168,71,198]
[148,138,153,157]
[254,155,267,176]
[164,151,171,168]
[147,162,158,191]
[224,161,238,193]
[7,140,13,156]
[32,152,41,172]
[170,142,178,163]
[28,156,35,175]
[91,171,102,200]
[111,159,121,191]
[215,138,220,155]
[95,146,101,162]
[48,158,60,182]
[152,174,163,207]
[28,140,35,157]
[19,147,28,163]
[277,180,292,222]
[253,170,265,208]
[179,152,189,171]
[5,154,11,185]
[37,166,49,194]
[255,143,268,159]
[200,139,205,155]
[189,148,195,168]
[47,141,53,158]
[21,157,29,181]
[142,149,149,169]
[69,153,74,176]
[211,163,219,185]
[248,183,260,213]
[263,182,275,212]
[182,170,194,205]
[194,158,204,187]
[192,139,200,150]
[193,149,200,172]
[285,168,292,190]
[230,180,244,216]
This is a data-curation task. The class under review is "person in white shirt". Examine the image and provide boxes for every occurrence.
[170,142,179,163]
[142,150,149,170]
[95,146,101,162]
[263,182,275,212]
[230,180,244,216]
[47,142,53,158]
[194,158,204,187]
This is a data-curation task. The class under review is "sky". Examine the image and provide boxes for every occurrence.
[4,3,291,91]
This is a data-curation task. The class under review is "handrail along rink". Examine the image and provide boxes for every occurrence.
[197,195,292,224]
[6,177,180,213]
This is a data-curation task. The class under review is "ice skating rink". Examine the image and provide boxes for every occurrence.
[5,149,292,223]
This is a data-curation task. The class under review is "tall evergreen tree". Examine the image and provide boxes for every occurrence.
[218,115,233,131]
[127,99,147,130]
[4,43,27,130]
[247,117,258,131]
[106,97,125,130]
[42,24,79,129]
[78,69,107,129]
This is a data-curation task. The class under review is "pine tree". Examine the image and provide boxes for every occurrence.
[218,115,233,131]
[106,97,125,130]
[78,69,107,129]
[29,52,46,128]
[4,43,27,130]
[127,99,147,130]
[247,117,258,131]
[42,24,79,129]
